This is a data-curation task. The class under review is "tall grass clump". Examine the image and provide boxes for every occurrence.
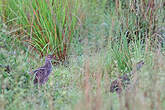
[105,0,164,46]
[104,0,164,75]
[2,0,79,62]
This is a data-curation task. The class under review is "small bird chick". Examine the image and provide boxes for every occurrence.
[31,55,54,85]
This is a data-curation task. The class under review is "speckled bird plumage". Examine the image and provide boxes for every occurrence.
[31,55,53,85]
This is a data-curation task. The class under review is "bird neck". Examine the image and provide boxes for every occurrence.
[44,60,52,69]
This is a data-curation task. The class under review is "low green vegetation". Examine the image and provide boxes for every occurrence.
[0,0,165,110]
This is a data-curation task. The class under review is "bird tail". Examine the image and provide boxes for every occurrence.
[29,68,42,74]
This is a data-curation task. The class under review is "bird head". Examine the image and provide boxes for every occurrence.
[136,60,144,71]
[46,55,54,61]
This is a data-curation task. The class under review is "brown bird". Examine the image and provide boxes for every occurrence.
[110,60,144,94]
[31,55,54,85]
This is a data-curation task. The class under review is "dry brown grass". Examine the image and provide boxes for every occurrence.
[72,49,165,110]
